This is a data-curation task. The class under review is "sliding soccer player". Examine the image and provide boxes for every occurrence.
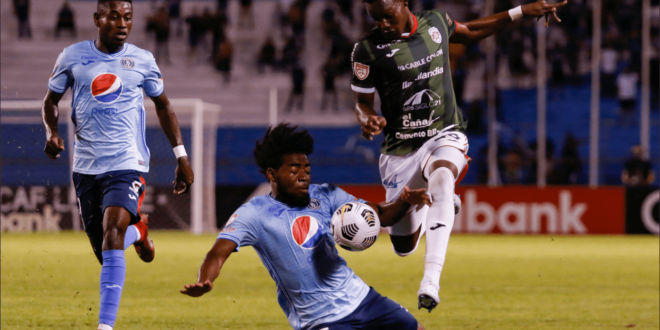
[351,0,566,310]
[182,124,429,330]
[42,1,193,329]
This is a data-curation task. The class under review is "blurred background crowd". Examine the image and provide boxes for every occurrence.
[3,0,659,187]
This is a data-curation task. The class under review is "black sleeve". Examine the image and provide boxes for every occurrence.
[350,40,376,94]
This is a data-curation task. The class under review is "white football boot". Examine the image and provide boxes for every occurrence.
[417,281,440,312]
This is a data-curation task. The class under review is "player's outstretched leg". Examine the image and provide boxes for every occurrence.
[418,167,454,311]
[98,206,132,330]
[131,213,155,262]
[389,206,428,256]
[418,147,466,312]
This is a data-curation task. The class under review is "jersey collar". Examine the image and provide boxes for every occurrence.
[267,193,292,208]
[267,192,313,209]
[89,40,128,58]
[401,13,418,38]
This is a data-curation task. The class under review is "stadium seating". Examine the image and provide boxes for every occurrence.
[1,0,657,186]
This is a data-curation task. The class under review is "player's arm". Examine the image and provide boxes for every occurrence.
[42,90,66,159]
[180,238,237,297]
[368,186,431,227]
[355,91,386,141]
[150,93,194,194]
[449,0,567,45]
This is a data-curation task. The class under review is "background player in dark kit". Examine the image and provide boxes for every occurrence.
[352,0,567,311]
[42,1,194,329]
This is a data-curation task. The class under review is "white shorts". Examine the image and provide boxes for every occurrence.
[380,129,469,236]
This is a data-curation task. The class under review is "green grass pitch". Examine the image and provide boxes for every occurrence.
[1,232,658,329]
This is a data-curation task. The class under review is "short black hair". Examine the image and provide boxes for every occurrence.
[363,0,405,4]
[97,0,132,11]
[254,123,314,177]
[98,0,132,4]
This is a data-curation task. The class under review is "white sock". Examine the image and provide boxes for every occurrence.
[98,324,113,330]
[421,167,456,291]
[132,225,142,242]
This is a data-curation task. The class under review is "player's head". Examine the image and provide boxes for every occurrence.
[254,123,314,207]
[364,0,410,41]
[94,0,133,47]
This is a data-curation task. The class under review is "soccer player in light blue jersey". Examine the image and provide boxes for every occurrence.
[181,124,428,330]
[41,1,194,329]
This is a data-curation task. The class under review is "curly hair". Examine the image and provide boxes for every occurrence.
[254,123,314,177]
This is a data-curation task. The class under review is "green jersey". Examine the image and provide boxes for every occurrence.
[351,9,467,156]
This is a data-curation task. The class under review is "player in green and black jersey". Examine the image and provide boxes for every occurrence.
[351,6,464,156]
[351,0,567,311]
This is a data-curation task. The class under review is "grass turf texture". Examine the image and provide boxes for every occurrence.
[1,232,658,330]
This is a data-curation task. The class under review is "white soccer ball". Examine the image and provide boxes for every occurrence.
[331,202,381,251]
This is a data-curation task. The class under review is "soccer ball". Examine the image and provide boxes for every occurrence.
[331,202,381,251]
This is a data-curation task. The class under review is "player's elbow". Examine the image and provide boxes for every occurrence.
[154,103,172,116]
[463,34,483,45]
[205,248,223,261]
[451,31,485,45]
[449,35,470,45]
[43,90,63,110]
[42,94,52,108]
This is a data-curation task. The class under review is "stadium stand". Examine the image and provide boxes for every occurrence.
[1,0,658,187]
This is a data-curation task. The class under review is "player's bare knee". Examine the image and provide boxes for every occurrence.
[417,321,425,330]
[103,207,132,230]
[393,245,415,256]
[390,236,415,255]
[102,206,133,250]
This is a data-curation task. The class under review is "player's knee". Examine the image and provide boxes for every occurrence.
[103,206,133,232]
[428,167,454,200]
[390,235,419,256]
[392,245,416,257]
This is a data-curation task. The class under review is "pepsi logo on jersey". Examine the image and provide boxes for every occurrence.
[91,107,117,117]
[91,73,123,104]
[291,215,323,249]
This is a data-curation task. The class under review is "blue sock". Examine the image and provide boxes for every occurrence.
[123,225,140,250]
[99,250,126,328]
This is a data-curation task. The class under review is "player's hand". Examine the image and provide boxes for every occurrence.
[360,115,387,140]
[173,156,194,194]
[180,280,213,297]
[522,0,567,27]
[44,135,65,159]
[400,186,432,207]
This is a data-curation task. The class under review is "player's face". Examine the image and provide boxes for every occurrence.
[271,153,311,207]
[367,0,409,41]
[95,1,133,47]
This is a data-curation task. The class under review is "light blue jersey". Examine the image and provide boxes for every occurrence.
[218,184,371,330]
[48,40,164,174]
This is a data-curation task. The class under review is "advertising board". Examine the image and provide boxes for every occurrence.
[341,185,626,235]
